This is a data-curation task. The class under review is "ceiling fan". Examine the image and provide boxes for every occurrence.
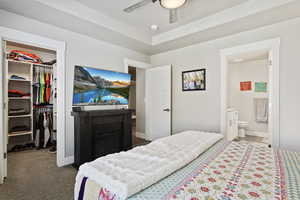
[124,0,187,24]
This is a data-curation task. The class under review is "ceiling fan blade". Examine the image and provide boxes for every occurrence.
[169,9,178,24]
[124,0,154,13]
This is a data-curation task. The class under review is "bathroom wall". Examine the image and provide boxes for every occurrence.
[228,59,269,136]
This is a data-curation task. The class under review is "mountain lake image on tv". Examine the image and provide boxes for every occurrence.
[73,66,131,105]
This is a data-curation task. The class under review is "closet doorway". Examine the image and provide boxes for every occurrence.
[0,28,68,185]
[1,40,58,182]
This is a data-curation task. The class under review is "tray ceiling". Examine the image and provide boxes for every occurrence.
[76,0,247,35]
[1,0,300,54]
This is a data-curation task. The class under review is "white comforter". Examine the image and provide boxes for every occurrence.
[76,131,223,199]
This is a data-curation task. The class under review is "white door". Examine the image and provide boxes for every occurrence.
[0,38,6,184]
[145,65,172,141]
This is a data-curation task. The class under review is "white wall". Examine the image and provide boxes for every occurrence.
[228,59,269,134]
[0,10,150,157]
[151,17,300,152]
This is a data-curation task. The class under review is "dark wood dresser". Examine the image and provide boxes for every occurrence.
[71,109,132,168]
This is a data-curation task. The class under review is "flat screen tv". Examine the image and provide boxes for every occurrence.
[73,66,131,106]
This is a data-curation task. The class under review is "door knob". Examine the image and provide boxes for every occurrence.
[163,108,171,112]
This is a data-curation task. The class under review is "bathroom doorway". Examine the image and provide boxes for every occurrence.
[220,39,280,148]
[227,51,270,144]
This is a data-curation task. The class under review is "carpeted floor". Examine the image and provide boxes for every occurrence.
[0,149,77,200]
[0,136,150,200]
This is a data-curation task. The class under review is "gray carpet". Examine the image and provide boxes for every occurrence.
[0,149,77,200]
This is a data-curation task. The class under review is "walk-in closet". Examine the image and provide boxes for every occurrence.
[3,41,58,173]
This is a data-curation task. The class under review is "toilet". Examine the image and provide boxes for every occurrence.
[238,121,248,138]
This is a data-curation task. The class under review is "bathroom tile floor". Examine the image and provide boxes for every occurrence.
[237,135,269,145]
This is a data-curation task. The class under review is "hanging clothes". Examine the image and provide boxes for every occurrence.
[32,65,55,149]
[34,109,53,149]
[33,66,53,105]
[45,72,52,103]
[49,72,54,104]
[39,69,45,104]
[33,67,40,105]
[43,113,50,148]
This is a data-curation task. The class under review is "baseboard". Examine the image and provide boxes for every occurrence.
[136,132,147,140]
[246,131,268,138]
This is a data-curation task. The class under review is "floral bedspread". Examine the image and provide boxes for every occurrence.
[76,140,300,200]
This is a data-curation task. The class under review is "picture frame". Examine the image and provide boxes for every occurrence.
[182,69,206,91]
[240,81,252,91]
[255,82,267,92]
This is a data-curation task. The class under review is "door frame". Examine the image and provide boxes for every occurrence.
[220,38,280,147]
[0,26,67,180]
[124,58,151,72]
[124,58,151,139]
[0,36,4,184]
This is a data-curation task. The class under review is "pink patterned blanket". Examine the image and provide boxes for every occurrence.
[76,141,300,200]
[167,141,299,200]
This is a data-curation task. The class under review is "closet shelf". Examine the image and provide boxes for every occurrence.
[8,79,31,82]
[7,59,53,67]
[8,131,32,137]
[8,97,31,100]
[33,63,53,68]
[7,59,33,66]
[8,114,32,119]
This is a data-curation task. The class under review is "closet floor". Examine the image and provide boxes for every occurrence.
[0,149,77,200]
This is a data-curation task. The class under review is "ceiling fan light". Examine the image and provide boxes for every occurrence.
[160,0,186,9]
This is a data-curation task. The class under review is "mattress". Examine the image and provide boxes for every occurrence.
[75,131,223,199]
[75,139,300,200]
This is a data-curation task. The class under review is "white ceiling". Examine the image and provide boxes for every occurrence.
[76,0,247,35]
[1,0,300,55]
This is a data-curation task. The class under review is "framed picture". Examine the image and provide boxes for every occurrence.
[240,81,252,91]
[255,82,267,92]
[182,69,206,91]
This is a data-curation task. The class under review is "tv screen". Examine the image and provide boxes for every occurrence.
[73,66,131,106]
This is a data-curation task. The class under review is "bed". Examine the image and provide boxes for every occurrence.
[74,131,300,200]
